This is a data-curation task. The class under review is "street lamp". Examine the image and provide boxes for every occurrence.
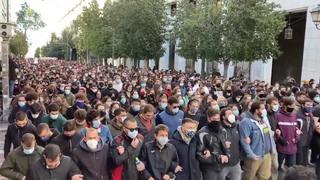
[310,4,320,30]
[53,42,72,60]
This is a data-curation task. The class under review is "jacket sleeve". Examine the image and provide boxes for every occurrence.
[8,108,15,124]
[140,144,152,179]
[67,159,82,178]
[155,114,163,125]
[168,146,179,178]
[239,121,256,159]
[110,138,135,166]
[106,128,113,143]
[0,152,24,179]
[26,164,37,180]
[4,128,12,159]
[195,132,219,165]
[71,150,79,164]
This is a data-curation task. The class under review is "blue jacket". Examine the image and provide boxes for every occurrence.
[80,125,113,143]
[239,112,275,159]
[155,108,184,138]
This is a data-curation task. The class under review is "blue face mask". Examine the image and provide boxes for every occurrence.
[133,105,141,112]
[212,105,220,110]
[314,97,320,103]
[132,95,139,99]
[304,106,313,113]
[272,104,279,112]
[161,103,167,109]
[172,107,179,114]
[18,101,26,107]
[42,136,50,142]
[128,130,138,139]
[179,99,184,106]
[120,98,126,104]
[23,147,35,155]
[92,121,101,129]
[141,84,146,88]
[232,110,239,116]
[76,101,85,108]
[187,130,195,138]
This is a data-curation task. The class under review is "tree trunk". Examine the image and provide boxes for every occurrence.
[168,43,175,70]
[154,58,159,70]
[134,59,138,69]
[233,61,238,77]
[223,58,231,78]
[146,59,150,69]
[185,59,194,73]
[248,61,252,81]
[201,58,206,78]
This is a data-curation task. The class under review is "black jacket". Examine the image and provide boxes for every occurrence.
[140,141,179,180]
[8,106,21,124]
[110,134,144,180]
[66,104,90,120]
[35,128,60,148]
[27,111,45,127]
[267,109,277,131]
[4,120,37,158]
[26,155,81,180]
[195,125,229,173]
[222,122,241,167]
[9,58,17,81]
[134,115,155,143]
[169,129,201,180]
[72,139,109,180]
[51,132,83,157]
[296,109,314,147]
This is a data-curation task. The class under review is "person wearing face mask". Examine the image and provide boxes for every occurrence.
[26,144,83,180]
[4,112,37,159]
[20,92,42,113]
[80,109,113,143]
[140,124,182,180]
[276,97,301,171]
[169,119,201,180]
[219,108,241,180]
[295,98,314,167]
[184,99,201,122]
[72,128,109,179]
[41,103,67,133]
[66,108,86,131]
[66,93,90,119]
[0,133,44,180]
[8,94,27,124]
[155,96,168,115]
[113,76,123,92]
[108,108,127,138]
[127,99,141,119]
[51,121,83,157]
[252,87,266,102]
[101,81,119,98]
[239,101,275,180]
[87,84,98,101]
[27,102,45,127]
[35,123,60,148]
[63,85,75,107]
[227,89,244,115]
[195,108,230,179]
[110,118,144,180]
[134,105,156,142]
[155,96,184,138]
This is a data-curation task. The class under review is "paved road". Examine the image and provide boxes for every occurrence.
[0,123,8,180]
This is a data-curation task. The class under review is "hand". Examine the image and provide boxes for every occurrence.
[296,128,302,135]
[225,141,231,148]
[174,165,182,173]
[21,176,26,180]
[271,130,275,137]
[71,174,83,180]
[148,177,155,180]
[136,162,145,171]
[162,174,170,180]
[276,129,281,136]
[245,137,251,144]
[220,155,229,163]
[117,146,125,155]
[203,150,211,158]
[131,138,140,148]
[254,156,259,160]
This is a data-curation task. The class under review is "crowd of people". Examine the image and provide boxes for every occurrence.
[0,57,318,180]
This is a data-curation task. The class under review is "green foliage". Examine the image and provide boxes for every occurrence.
[16,2,46,35]
[9,31,29,57]
[34,47,41,58]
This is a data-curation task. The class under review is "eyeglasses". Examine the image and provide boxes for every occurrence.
[125,127,139,132]
[172,106,180,109]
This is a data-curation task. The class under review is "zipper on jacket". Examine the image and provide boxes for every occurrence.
[69,139,72,153]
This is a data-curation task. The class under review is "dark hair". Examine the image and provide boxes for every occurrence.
[15,111,27,121]
[36,123,49,134]
[301,98,313,105]
[74,109,87,120]
[220,107,232,118]
[48,103,60,112]
[295,91,306,97]
[168,96,179,105]
[122,117,136,127]
[249,101,264,114]
[154,124,169,134]
[284,165,316,180]
[25,92,39,101]
[30,102,42,114]
[86,109,100,123]
[43,144,61,160]
[282,97,294,106]
[114,107,126,116]
[21,133,35,147]
[63,121,76,131]
[181,118,196,125]
[266,97,278,105]
[206,108,220,118]
[142,104,155,114]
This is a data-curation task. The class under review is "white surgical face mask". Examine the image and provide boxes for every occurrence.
[86,139,98,149]
[32,113,40,119]
[121,116,127,122]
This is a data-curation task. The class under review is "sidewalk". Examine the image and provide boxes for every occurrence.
[0,123,8,132]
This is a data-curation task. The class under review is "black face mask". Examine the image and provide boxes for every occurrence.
[208,121,221,133]
[287,107,294,113]
[216,84,221,88]
[100,111,106,117]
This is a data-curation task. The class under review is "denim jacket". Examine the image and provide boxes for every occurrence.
[239,112,276,159]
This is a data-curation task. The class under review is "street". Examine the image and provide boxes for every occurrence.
[0,123,7,180]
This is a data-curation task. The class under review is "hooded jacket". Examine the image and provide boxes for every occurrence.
[72,138,109,180]
[134,115,156,143]
[296,109,314,147]
[0,145,44,179]
[41,114,67,133]
[227,89,244,113]
[107,118,122,138]
[35,128,60,148]
[51,132,83,157]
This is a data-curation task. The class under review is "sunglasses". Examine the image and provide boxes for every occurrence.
[125,127,139,132]
[172,106,180,108]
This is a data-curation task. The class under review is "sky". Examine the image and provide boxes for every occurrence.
[11,0,105,57]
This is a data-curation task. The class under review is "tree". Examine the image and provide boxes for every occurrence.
[41,32,72,59]
[9,31,29,57]
[16,2,46,36]
[34,47,41,57]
